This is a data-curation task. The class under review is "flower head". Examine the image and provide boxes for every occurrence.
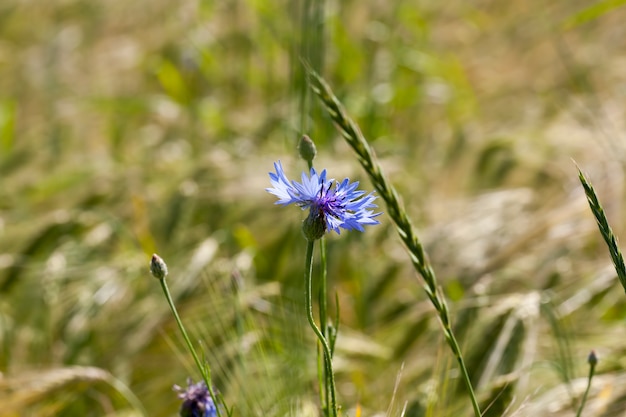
[266,161,381,240]
[173,379,217,417]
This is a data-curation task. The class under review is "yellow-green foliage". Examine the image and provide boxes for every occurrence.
[1,0,626,416]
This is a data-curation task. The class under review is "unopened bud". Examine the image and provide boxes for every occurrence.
[298,135,317,163]
[588,350,598,367]
[302,208,326,241]
[150,254,168,280]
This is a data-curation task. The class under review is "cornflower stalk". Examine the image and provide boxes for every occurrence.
[305,239,338,417]
[318,236,332,415]
[575,350,597,417]
[306,67,482,417]
[267,145,380,416]
[300,135,336,417]
[150,254,225,417]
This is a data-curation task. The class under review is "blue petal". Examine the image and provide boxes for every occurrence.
[266,161,298,205]
[267,161,382,236]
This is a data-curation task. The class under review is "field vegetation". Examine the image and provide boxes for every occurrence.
[2,1,626,416]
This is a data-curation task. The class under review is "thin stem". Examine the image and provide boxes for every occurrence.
[298,0,311,134]
[316,342,326,415]
[319,237,330,413]
[159,277,222,417]
[305,240,338,417]
[575,373,593,417]
[575,352,597,417]
[447,326,481,417]
[319,238,328,336]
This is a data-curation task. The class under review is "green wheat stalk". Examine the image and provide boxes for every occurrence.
[305,66,482,417]
[578,168,626,292]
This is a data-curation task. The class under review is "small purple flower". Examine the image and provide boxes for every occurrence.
[267,160,381,240]
[173,379,217,417]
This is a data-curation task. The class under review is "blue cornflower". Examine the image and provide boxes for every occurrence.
[173,379,217,417]
[267,160,381,240]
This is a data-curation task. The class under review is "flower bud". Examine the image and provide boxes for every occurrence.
[150,254,168,280]
[298,135,317,163]
[588,350,598,367]
[302,208,326,241]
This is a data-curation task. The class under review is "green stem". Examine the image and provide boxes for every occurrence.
[575,356,596,417]
[298,0,311,134]
[447,325,481,417]
[159,278,222,417]
[319,237,330,414]
[305,240,338,417]
[319,238,328,337]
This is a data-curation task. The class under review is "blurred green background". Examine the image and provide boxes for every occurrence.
[2,0,626,416]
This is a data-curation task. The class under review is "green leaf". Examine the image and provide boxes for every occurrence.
[562,0,626,30]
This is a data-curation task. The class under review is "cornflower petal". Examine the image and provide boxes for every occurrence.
[173,379,217,417]
[267,161,381,238]
[266,161,298,205]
